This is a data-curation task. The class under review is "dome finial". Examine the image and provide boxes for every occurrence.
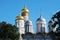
[40,9,42,18]
[21,0,29,16]
[24,0,26,8]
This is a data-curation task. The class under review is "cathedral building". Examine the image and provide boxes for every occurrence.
[15,0,52,40]
[36,12,46,33]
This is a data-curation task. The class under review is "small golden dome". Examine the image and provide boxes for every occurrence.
[21,7,29,16]
[16,16,24,20]
[21,7,29,13]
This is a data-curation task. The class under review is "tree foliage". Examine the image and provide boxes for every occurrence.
[48,11,60,40]
[0,21,20,40]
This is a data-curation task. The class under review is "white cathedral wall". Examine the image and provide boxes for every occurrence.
[38,24,41,32]
[36,20,46,33]
[42,24,45,32]
[23,13,29,21]
[29,22,34,33]
[31,26,34,33]
[16,20,25,34]
[29,25,33,33]
[16,20,24,27]
[36,21,42,33]
[24,16,29,21]
[26,25,33,33]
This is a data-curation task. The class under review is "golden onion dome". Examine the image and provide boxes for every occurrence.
[21,7,29,13]
[16,15,24,20]
[21,7,29,16]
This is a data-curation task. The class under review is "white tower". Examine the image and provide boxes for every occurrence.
[21,2,33,33]
[25,20,33,33]
[15,14,25,34]
[21,6,29,22]
[36,11,46,33]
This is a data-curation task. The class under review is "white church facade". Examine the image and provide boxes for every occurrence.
[15,1,52,40]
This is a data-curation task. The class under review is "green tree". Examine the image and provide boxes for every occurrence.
[0,21,20,40]
[48,11,60,40]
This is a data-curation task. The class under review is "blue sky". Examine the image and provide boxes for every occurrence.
[0,0,60,33]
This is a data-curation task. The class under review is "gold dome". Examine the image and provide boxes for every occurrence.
[16,16,24,20]
[21,7,29,13]
[21,7,29,16]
